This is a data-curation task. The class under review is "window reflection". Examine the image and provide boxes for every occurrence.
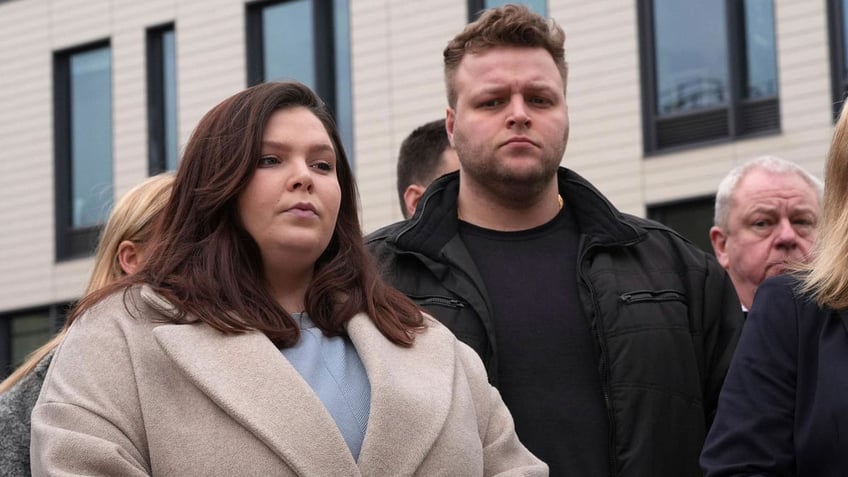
[262,0,315,87]
[484,0,546,16]
[162,29,178,170]
[653,0,728,115]
[70,47,113,228]
[743,0,778,99]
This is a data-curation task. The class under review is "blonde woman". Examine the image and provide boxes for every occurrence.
[701,104,848,475]
[0,173,173,477]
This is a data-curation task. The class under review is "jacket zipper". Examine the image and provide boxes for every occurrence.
[418,296,465,308]
[619,289,686,304]
[578,242,618,477]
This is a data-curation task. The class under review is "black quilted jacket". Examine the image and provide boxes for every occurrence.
[366,168,743,477]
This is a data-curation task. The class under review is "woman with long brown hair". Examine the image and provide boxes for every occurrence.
[30,81,544,476]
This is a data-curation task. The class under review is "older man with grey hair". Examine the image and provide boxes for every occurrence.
[710,156,823,311]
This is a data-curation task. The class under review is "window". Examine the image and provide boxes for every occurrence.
[647,196,716,255]
[0,304,67,378]
[468,0,547,20]
[54,42,114,260]
[246,0,354,160]
[147,24,179,174]
[638,0,779,153]
[829,0,848,118]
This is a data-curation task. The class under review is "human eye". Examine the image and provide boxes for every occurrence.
[258,155,280,168]
[311,161,334,172]
[479,97,504,109]
[528,96,553,106]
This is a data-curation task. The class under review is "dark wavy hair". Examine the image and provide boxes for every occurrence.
[70,81,424,347]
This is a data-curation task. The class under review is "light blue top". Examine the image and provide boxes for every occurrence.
[280,313,371,460]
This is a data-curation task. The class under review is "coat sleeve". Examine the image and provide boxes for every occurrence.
[455,342,549,477]
[700,257,746,428]
[30,304,151,476]
[700,277,798,476]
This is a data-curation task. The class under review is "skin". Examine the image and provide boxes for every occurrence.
[238,107,341,312]
[446,46,569,231]
[117,241,143,275]
[403,147,460,217]
[710,169,820,309]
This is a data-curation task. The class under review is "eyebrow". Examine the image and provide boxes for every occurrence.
[261,140,335,155]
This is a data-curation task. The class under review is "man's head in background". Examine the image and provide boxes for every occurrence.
[710,155,823,309]
[396,119,460,218]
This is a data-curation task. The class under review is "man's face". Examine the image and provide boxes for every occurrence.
[710,169,820,308]
[446,46,568,204]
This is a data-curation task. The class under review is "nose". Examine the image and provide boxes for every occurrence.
[774,218,798,250]
[287,160,313,192]
[506,95,531,128]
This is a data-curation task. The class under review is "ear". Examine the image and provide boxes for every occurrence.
[445,107,456,147]
[117,240,141,276]
[709,226,730,270]
[403,184,427,218]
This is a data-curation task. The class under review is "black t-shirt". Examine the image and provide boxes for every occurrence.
[460,205,609,477]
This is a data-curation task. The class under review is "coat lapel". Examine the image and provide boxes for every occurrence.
[348,314,455,475]
[152,322,358,476]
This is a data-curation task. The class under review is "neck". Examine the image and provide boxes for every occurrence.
[265,266,313,313]
[457,178,561,231]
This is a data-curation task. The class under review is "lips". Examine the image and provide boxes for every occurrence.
[501,136,538,147]
[284,202,317,217]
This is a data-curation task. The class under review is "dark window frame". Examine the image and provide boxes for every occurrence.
[245,0,337,113]
[828,0,848,119]
[637,0,781,154]
[647,195,717,255]
[147,22,177,175]
[0,303,69,378]
[53,40,111,260]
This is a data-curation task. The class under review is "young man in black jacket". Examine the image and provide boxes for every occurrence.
[366,5,743,476]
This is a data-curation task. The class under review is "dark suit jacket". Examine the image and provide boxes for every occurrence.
[701,274,848,476]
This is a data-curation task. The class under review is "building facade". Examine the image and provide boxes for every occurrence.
[0,0,843,374]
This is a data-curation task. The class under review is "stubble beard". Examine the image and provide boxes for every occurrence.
[454,134,565,206]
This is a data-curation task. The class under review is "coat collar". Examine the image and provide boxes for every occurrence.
[145,288,455,475]
[388,167,644,258]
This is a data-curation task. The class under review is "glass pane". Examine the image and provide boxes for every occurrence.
[653,0,728,115]
[70,47,113,228]
[11,312,52,367]
[334,0,354,163]
[743,0,777,99]
[162,29,179,170]
[484,0,547,16]
[262,0,316,88]
[842,0,848,79]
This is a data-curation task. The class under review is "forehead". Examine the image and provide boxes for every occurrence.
[262,106,332,145]
[732,169,819,210]
[454,46,563,93]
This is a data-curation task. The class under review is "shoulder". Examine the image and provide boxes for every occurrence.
[365,220,407,246]
[750,274,816,321]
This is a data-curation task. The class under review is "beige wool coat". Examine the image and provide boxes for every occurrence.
[30,286,546,476]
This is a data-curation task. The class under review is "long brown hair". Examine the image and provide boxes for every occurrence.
[71,82,423,347]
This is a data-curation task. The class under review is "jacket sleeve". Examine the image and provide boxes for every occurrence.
[30,306,151,476]
[455,342,549,477]
[700,258,745,428]
[700,278,797,476]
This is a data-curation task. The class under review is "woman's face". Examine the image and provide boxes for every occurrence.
[238,107,341,273]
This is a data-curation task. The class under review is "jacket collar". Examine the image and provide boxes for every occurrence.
[144,288,455,475]
[391,167,644,258]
